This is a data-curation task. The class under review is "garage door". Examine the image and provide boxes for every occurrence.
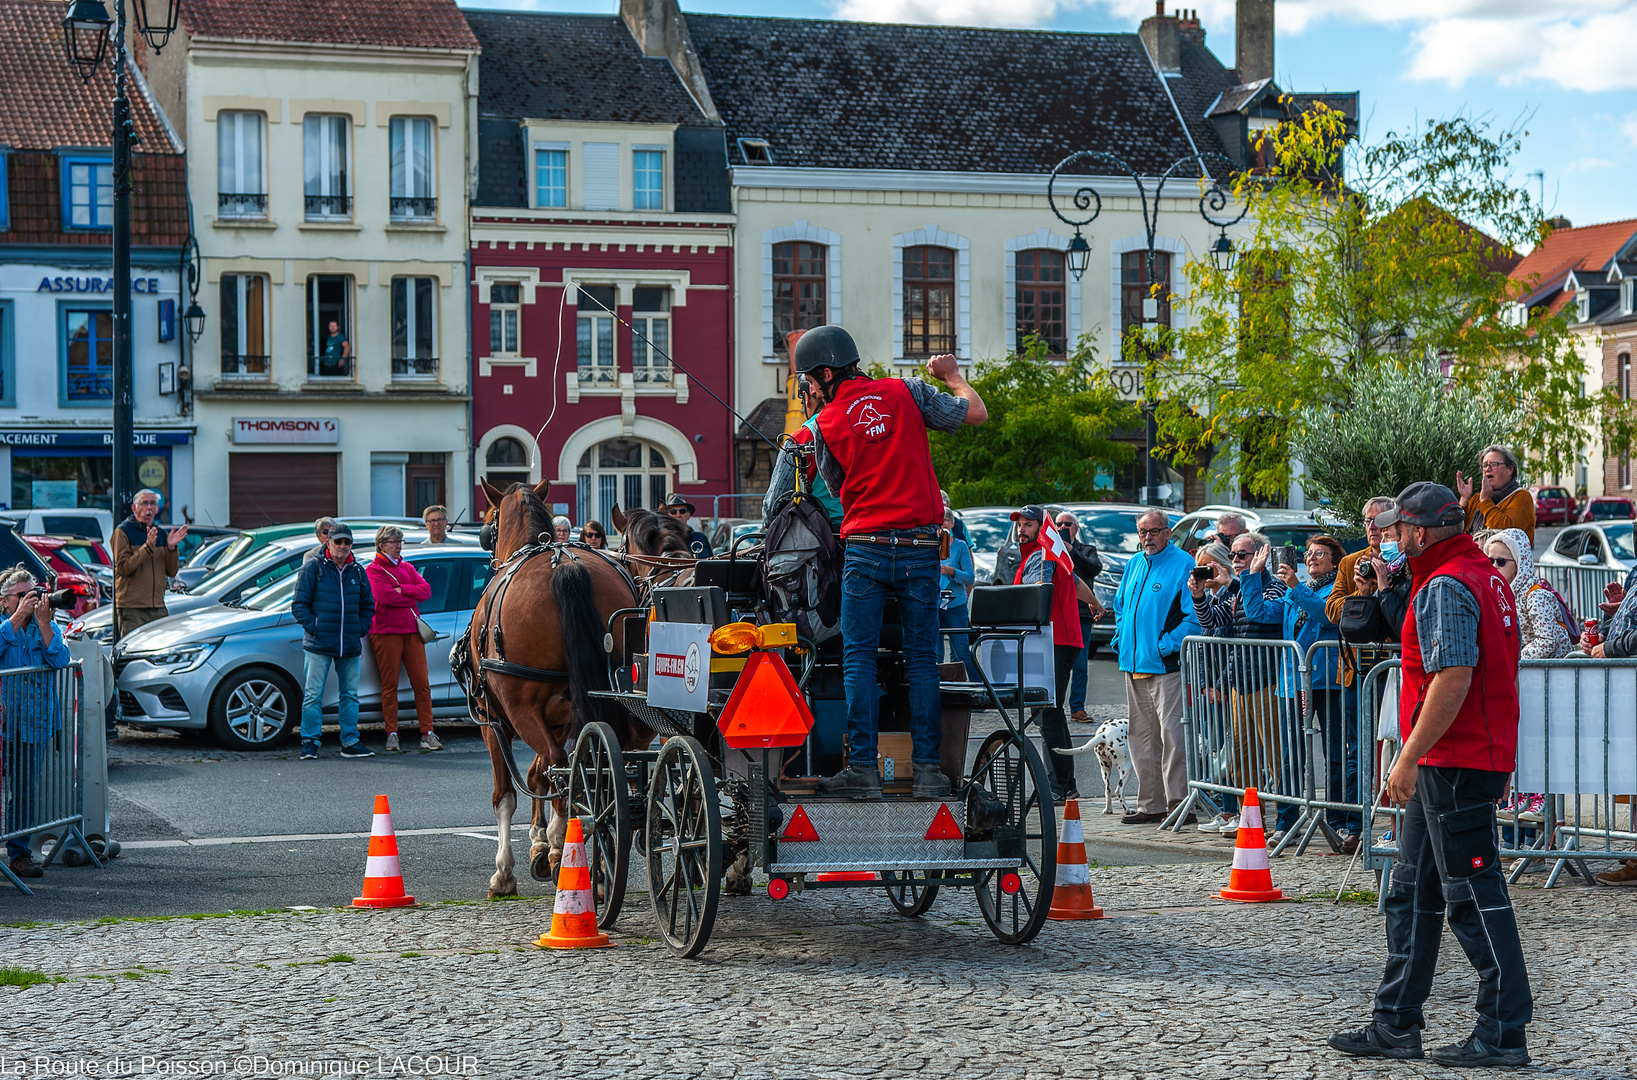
[229,452,338,528]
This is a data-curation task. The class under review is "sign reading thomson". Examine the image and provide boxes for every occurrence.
[232,418,340,445]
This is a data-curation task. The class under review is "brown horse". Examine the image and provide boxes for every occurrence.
[460,480,693,897]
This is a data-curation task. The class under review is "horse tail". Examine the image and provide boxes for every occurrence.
[550,558,620,741]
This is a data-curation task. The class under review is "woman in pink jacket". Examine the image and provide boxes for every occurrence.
[366,525,440,752]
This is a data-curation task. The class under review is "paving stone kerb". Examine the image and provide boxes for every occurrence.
[4,863,1632,1078]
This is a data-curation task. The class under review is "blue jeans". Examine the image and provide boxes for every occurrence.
[1324,688,1361,833]
[301,651,361,744]
[841,538,941,768]
[4,738,43,860]
[1067,616,1095,712]
[938,603,980,680]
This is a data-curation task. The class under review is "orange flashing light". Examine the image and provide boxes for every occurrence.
[709,620,760,655]
[716,650,815,749]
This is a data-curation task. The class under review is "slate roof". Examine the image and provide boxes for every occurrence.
[0,0,175,151]
[467,11,706,126]
[686,14,1214,175]
[181,0,478,50]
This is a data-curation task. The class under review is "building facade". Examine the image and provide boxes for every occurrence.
[0,0,191,521]
[141,0,478,527]
[464,7,734,526]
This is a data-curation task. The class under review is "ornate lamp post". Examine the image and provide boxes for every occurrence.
[60,0,184,643]
[1047,150,1246,506]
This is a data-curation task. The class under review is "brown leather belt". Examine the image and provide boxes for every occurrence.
[844,530,942,548]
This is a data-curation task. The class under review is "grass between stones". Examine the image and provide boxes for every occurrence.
[0,967,65,988]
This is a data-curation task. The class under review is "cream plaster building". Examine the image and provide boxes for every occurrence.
[140,0,479,526]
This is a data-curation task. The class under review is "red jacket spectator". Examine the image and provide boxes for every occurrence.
[366,553,432,635]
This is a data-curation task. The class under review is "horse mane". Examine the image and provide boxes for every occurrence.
[622,506,693,556]
[506,484,556,543]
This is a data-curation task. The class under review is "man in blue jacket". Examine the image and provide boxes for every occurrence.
[291,523,375,760]
[1111,509,1199,824]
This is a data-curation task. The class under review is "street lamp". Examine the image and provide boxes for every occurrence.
[58,0,185,645]
[1047,149,1247,506]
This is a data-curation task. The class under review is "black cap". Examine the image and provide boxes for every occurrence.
[1374,482,1464,529]
[328,523,354,541]
[792,325,861,374]
[1010,504,1047,523]
[663,493,696,514]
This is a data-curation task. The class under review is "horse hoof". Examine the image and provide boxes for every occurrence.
[529,849,555,883]
[724,872,751,897]
[488,878,518,899]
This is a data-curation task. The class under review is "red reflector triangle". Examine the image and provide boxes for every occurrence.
[780,804,820,843]
[925,803,962,840]
[716,650,816,749]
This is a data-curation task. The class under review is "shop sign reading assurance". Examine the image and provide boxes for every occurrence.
[232,418,340,445]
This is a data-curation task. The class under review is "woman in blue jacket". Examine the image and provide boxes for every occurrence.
[1241,534,1350,845]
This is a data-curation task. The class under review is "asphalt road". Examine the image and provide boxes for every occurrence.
[3,654,1212,923]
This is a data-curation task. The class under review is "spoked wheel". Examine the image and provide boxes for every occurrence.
[883,871,941,917]
[646,736,723,958]
[567,721,632,929]
[969,730,1057,945]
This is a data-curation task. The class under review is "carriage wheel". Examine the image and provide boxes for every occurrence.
[646,736,723,958]
[567,721,632,929]
[882,871,940,917]
[969,730,1057,945]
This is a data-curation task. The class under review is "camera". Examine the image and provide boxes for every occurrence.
[31,584,78,610]
[1357,561,1376,581]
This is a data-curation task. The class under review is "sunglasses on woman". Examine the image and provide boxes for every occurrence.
[1490,556,1514,568]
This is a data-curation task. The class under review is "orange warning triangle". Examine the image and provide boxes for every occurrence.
[925,803,962,840]
[717,650,816,749]
[780,804,821,843]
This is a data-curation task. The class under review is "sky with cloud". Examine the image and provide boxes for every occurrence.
[466,0,1637,230]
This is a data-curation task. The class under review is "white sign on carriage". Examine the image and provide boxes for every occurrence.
[646,621,712,712]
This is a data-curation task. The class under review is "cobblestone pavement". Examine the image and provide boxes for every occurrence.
[5,862,1632,1078]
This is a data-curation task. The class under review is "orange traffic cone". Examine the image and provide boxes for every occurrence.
[1218,787,1284,903]
[353,794,415,908]
[535,817,613,949]
[1048,798,1104,919]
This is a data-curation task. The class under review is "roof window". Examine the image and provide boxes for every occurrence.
[737,138,773,165]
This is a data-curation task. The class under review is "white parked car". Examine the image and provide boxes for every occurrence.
[1,507,115,547]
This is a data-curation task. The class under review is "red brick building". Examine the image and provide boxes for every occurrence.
[464,9,734,531]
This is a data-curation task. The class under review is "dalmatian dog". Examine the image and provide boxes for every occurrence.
[1054,718,1133,814]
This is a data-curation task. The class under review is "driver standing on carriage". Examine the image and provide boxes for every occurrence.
[792,325,989,800]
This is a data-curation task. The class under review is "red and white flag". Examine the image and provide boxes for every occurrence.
[1039,517,1076,580]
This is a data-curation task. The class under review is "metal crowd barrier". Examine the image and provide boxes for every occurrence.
[1,661,99,895]
[1538,563,1623,625]
[1358,655,1637,892]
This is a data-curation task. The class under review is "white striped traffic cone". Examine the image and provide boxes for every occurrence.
[353,794,416,908]
[535,817,613,949]
[1218,787,1284,903]
[1048,798,1103,919]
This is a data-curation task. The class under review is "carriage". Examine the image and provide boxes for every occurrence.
[562,546,1064,957]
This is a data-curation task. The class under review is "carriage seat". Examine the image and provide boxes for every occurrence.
[693,557,761,596]
[968,583,1051,628]
[651,586,730,628]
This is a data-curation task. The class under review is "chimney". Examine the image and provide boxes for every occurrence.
[1236,0,1274,84]
[620,0,719,121]
[1139,1,1181,75]
[1178,8,1205,48]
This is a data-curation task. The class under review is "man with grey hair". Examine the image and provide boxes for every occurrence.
[1109,508,1200,824]
[302,517,338,564]
[111,488,186,637]
[421,505,450,545]
[1213,511,1247,547]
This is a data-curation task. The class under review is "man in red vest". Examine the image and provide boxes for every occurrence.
[794,326,987,800]
[1330,482,1532,1068]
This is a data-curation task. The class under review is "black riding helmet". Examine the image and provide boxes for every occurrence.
[792,325,861,374]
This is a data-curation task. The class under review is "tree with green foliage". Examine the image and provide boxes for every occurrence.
[930,336,1139,507]
[1138,106,1585,506]
[1291,365,1521,535]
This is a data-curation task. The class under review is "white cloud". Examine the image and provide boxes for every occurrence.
[821,0,1637,92]
[1620,113,1637,149]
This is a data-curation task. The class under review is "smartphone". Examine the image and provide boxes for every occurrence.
[1279,544,1301,570]
[1190,566,1213,581]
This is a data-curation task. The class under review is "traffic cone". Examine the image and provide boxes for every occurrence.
[535,817,613,949]
[1218,787,1284,903]
[1048,798,1103,920]
[353,794,415,908]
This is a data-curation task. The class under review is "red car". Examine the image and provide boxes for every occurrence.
[21,536,102,618]
[1580,496,1636,523]
[1530,485,1577,525]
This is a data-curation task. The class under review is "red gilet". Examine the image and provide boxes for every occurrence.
[815,377,944,537]
[1398,533,1522,773]
[1015,539,1084,649]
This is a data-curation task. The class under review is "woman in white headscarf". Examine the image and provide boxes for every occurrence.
[1484,528,1571,659]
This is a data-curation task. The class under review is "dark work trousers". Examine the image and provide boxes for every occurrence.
[1373,766,1533,1047]
[1040,644,1079,797]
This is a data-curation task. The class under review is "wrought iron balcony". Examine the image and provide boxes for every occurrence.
[304,193,352,219]
[390,196,437,221]
[217,192,267,217]
[220,354,270,378]
[308,354,355,380]
[392,355,438,379]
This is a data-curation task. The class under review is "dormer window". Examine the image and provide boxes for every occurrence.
[737,138,773,165]
[1577,292,1590,323]
[1625,278,1635,316]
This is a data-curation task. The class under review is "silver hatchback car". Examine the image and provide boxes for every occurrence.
[113,546,494,750]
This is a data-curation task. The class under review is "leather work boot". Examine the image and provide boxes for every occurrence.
[817,764,883,800]
[912,762,952,799]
